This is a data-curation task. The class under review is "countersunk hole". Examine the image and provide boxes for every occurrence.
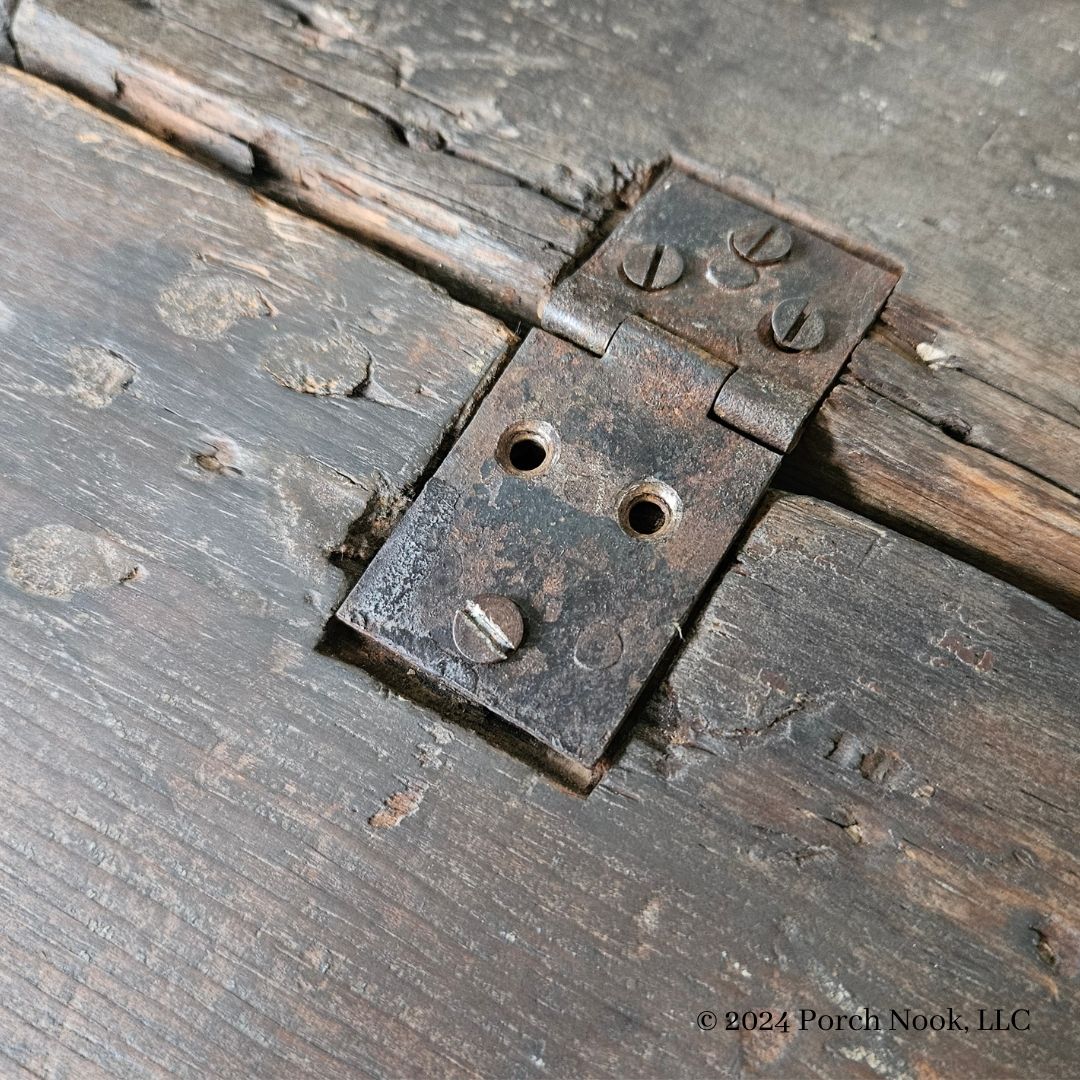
[497,420,559,477]
[618,481,682,540]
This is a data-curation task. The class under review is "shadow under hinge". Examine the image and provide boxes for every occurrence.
[337,167,899,769]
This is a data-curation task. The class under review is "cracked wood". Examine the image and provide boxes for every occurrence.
[12,0,1080,417]
[12,0,592,321]
[780,339,1080,619]
[1,21,1079,1080]
[11,0,1080,619]
[0,64,513,662]
[0,71,1078,1078]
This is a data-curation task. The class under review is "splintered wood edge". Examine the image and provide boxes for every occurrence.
[8,2,1080,622]
[781,383,1080,619]
[10,0,590,322]
[782,293,1080,618]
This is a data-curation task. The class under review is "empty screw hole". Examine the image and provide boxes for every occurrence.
[618,481,682,540]
[508,435,548,472]
[626,496,668,536]
[497,421,559,477]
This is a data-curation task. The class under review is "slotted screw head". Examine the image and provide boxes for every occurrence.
[452,594,525,664]
[732,220,793,264]
[621,242,685,291]
[771,297,826,352]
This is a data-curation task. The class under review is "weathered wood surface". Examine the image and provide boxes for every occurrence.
[0,62,514,550]
[12,0,1080,621]
[0,1,14,64]
[2,70,1080,1080]
[850,333,1080,498]
[0,66,522,1073]
[4,471,1079,1076]
[637,492,1080,1079]
[10,0,590,321]
[779,339,1080,618]
[11,0,1080,414]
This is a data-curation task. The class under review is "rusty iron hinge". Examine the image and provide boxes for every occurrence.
[337,167,898,768]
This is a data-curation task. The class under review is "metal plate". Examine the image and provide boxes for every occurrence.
[339,319,779,766]
[543,169,899,451]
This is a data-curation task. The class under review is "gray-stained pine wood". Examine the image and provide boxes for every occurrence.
[14,0,1080,383]
[0,62,515,574]
[0,67,1079,1079]
[15,0,1080,400]
[780,341,1080,618]
[12,0,1080,620]
[11,0,591,321]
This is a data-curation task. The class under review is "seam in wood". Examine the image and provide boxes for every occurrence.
[842,362,1080,501]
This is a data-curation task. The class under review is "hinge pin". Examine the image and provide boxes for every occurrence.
[453,595,525,664]
[621,242,685,291]
[344,171,900,763]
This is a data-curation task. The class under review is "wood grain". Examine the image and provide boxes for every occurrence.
[4,468,1078,1076]
[14,0,1080,419]
[0,1,14,64]
[0,66,517,1074]
[848,335,1080,499]
[11,0,1080,623]
[11,0,591,321]
[779,340,1080,619]
[1,48,1079,1080]
[0,63,514,552]
[636,492,1080,1080]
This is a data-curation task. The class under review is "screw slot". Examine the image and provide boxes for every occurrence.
[497,421,559,477]
[621,242,685,291]
[731,220,793,265]
[618,481,682,540]
[453,595,525,664]
[770,296,826,352]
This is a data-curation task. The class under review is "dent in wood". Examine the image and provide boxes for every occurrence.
[64,344,135,408]
[156,271,272,341]
[367,785,426,828]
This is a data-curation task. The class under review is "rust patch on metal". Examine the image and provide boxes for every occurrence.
[543,169,898,451]
[339,319,779,766]
[338,167,898,767]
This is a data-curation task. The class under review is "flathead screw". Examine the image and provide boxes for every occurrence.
[732,220,793,264]
[771,297,826,352]
[621,242,685,291]
[452,594,525,664]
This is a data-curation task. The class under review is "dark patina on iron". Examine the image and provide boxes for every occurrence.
[543,170,898,451]
[339,318,778,766]
[338,167,897,768]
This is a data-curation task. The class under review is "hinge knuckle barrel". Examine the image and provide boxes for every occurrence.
[340,166,898,765]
